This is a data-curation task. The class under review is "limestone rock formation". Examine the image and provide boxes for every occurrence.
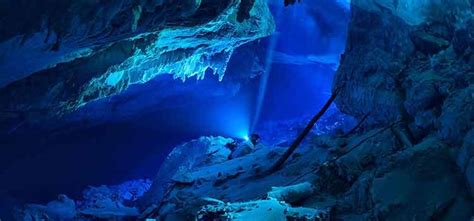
[0,0,275,122]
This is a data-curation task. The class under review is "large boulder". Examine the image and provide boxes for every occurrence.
[438,85,474,145]
[457,129,474,196]
[333,5,414,125]
[197,197,329,221]
[466,159,474,196]
[370,138,473,220]
[140,136,235,207]
[15,195,77,221]
[457,129,474,172]
[15,179,151,220]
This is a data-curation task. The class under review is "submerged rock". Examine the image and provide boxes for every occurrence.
[411,31,450,55]
[197,197,329,221]
[370,138,472,220]
[141,136,236,206]
[16,195,76,221]
[14,179,151,220]
[466,159,474,196]
[439,85,474,145]
[457,129,474,172]
[267,182,315,204]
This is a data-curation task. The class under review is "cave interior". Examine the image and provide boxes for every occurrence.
[0,0,473,220]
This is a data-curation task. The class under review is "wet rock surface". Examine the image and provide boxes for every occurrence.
[136,132,472,220]
[13,128,474,220]
[14,179,151,220]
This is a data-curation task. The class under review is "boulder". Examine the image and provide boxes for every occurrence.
[411,31,450,55]
[457,129,474,172]
[141,136,235,207]
[333,6,414,125]
[438,85,474,145]
[466,159,474,196]
[15,194,76,221]
[403,71,453,118]
[197,198,329,221]
[267,182,315,204]
[230,141,255,159]
[370,138,473,220]
[453,19,474,56]
[343,172,374,214]
[79,184,142,219]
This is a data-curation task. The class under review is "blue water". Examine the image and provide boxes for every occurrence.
[0,0,349,205]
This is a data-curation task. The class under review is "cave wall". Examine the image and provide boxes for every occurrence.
[334,0,474,198]
[334,0,473,139]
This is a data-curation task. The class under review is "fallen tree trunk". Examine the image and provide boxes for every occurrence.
[268,87,342,173]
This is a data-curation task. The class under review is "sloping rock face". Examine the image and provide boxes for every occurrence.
[0,0,274,121]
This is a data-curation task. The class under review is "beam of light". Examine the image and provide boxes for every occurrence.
[250,7,283,133]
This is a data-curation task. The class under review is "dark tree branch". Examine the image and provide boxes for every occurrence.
[267,87,342,173]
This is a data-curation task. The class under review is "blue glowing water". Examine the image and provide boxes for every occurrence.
[0,0,350,206]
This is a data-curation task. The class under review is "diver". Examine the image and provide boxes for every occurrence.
[249,133,261,146]
[227,133,261,159]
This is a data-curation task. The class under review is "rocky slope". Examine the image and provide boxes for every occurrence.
[17,130,473,220]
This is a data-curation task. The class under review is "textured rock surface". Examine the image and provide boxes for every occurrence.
[136,131,472,220]
[334,0,473,128]
[14,179,151,220]
[0,0,274,122]
[370,138,471,220]
[197,197,329,221]
[15,195,77,221]
[140,136,236,207]
[332,2,474,218]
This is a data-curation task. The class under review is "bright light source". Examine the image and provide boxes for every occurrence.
[243,135,250,141]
